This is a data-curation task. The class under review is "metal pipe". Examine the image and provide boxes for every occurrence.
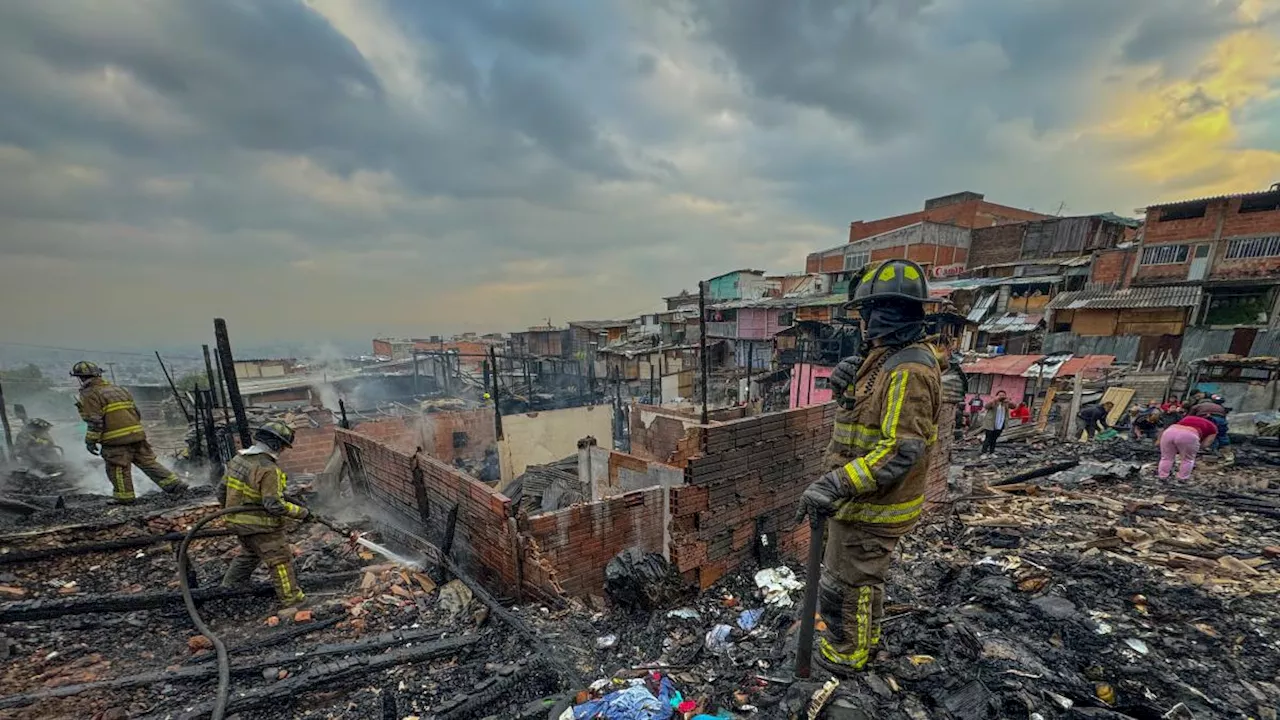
[214,318,253,449]
[155,351,192,422]
[794,514,826,679]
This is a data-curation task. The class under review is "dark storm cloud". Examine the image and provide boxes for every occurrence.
[0,0,1270,348]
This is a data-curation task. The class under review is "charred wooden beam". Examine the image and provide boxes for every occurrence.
[0,529,236,566]
[991,460,1080,487]
[0,571,360,622]
[0,630,473,710]
[172,635,481,719]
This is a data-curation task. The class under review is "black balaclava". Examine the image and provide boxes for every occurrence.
[863,299,925,346]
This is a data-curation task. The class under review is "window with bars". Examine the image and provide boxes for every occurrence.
[843,250,870,271]
[1226,235,1280,260]
[1140,244,1189,265]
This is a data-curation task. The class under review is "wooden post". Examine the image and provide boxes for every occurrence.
[0,376,12,456]
[214,318,253,449]
[1066,370,1084,441]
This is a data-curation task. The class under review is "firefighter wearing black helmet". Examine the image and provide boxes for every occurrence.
[71,361,187,503]
[795,259,943,676]
[219,420,312,610]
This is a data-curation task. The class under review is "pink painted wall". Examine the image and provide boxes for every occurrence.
[791,363,834,408]
[964,374,1030,410]
[738,308,790,340]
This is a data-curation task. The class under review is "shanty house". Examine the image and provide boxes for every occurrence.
[1044,286,1202,365]
[961,354,1045,406]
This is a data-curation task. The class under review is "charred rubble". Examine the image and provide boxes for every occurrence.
[0,432,1277,719]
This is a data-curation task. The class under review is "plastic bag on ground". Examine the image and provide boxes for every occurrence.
[604,548,685,612]
[754,567,803,608]
[737,608,765,631]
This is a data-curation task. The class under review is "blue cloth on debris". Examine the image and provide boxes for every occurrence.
[573,677,676,719]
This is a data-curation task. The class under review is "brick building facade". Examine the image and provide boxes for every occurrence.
[1136,185,1280,327]
[848,191,1048,242]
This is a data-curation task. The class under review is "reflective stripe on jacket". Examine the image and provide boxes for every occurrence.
[76,380,145,446]
[824,342,942,535]
[221,452,308,533]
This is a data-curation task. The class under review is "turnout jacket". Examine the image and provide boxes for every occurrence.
[824,342,942,536]
[76,379,146,446]
[221,447,308,534]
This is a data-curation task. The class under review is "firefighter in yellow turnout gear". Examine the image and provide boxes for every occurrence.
[14,418,62,472]
[72,361,186,503]
[795,259,945,676]
[220,421,311,609]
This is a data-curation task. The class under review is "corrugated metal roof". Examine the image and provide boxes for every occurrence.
[1142,186,1279,210]
[979,312,1044,334]
[932,275,1064,292]
[1058,355,1116,378]
[967,292,998,323]
[962,354,1046,376]
[1046,286,1202,310]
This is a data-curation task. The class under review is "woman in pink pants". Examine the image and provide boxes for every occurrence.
[1158,415,1218,480]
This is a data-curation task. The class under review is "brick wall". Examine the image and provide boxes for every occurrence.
[419,409,496,465]
[970,224,1026,268]
[278,417,417,477]
[629,405,705,465]
[1089,248,1133,288]
[668,405,835,589]
[335,427,519,593]
[926,410,954,509]
[521,487,666,598]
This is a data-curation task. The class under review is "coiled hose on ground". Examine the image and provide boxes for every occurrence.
[176,505,266,720]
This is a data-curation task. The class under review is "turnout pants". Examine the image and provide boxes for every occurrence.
[818,521,899,674]
[222,530,305,608]
[99,440,182,501]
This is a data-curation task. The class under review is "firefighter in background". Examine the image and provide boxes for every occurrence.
[72,361,187,503]
[14,418,63,472]
[220,421,311,610]
[796,259,952,676]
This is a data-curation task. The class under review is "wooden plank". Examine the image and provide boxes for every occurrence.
[1101,387,1135,426]
[1036,388,1056,431]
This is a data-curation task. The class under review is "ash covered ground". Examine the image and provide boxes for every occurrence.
[1,434,1278,719]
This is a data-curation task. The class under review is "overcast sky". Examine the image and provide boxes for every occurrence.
[0,0,1277,350]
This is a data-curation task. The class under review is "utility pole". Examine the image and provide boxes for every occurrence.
[155,351,192,423]
[746,343,754,408]
[699,280,709,425]
[488,347,504,440]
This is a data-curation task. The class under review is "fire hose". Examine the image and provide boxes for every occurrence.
[176,506,359,720]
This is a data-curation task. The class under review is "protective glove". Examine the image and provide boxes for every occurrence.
[794,468,854,524]
[828,355,863,398]
[85,441,100,456]
[296,506,312,521]
[940,369,966,406]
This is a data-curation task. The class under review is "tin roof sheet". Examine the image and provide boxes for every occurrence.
[962,354,1046,376]
[1046,285,1202,310]
[1058,355,1116,377]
